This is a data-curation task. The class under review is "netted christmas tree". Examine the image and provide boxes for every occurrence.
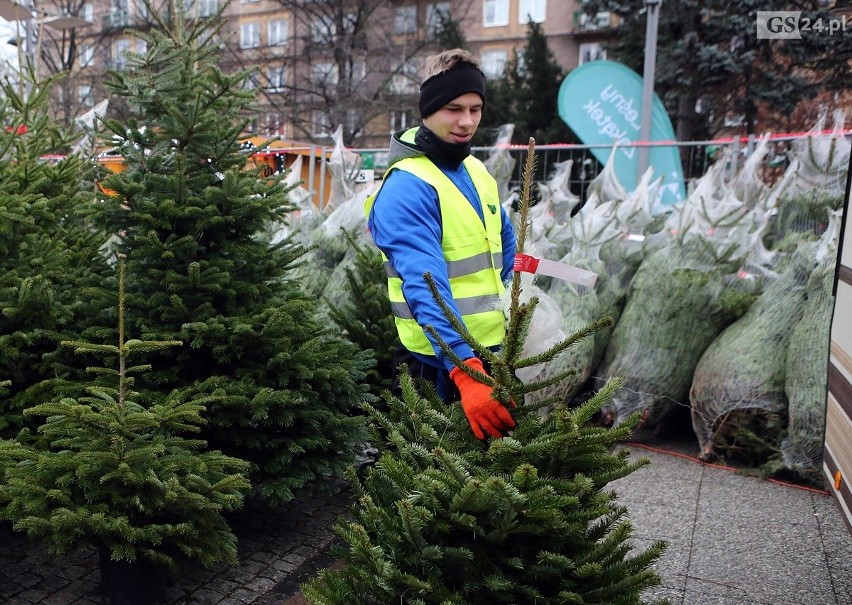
[89,5,369,504]
[302,141,667,605]
[0,76,110,438]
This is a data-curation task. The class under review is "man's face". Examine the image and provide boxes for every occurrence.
[422,92,483,145]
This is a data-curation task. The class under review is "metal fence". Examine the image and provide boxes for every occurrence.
[299,130,851,209]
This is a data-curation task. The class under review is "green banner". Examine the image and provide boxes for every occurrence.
[558,60,685,206]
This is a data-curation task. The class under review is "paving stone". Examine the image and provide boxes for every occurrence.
[226,588,258,604]
[56,567,89,582]
[16,574,45,589]
[247,551,280,565]
[14,589,53,603]
[186,588,226,604]
[271,560,298,573]
[204,579,239,595]
[39,578,71,593]
[40,592,80,605]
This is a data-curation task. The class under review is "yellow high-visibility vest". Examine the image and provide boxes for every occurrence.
[365,144,505,356]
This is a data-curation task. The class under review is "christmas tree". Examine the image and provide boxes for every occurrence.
[89,6,370,504]
[325,231,400,401]
[0,255,250,585]
[302,141,667,605]
[0,76,110,438]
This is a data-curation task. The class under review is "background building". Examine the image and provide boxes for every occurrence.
[12,0,611,146]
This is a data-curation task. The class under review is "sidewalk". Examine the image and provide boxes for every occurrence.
[2,437,851,604]
[614,440,852,605]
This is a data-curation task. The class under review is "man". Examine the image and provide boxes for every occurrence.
[365,49,516,440]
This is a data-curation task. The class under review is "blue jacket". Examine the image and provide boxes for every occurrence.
[367,128,516,371]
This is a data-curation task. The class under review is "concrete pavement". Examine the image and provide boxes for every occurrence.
[614,441,852,605]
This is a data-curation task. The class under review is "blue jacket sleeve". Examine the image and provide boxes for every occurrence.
[500,205,516,283]
[367,169,476,370]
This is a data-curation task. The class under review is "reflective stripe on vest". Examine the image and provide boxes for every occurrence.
[382,251,503,279]
[364,145,506,356]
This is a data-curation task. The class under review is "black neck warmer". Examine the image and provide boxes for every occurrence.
[415,125,471,168]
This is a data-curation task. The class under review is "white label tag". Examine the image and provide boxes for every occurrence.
[514,254,598,287]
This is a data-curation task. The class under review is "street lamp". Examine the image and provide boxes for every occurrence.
[637,0,661,181]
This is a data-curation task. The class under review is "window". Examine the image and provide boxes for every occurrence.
[135,0,148,20]
[480,50,507,79]
[199,0,218,17]
[518,0,546,23]
[113,38,131,69]
[394,5,417,34]
[515,49,527,76]
[345,109,362,139]
[79,44,94,67]
[268,19,288,46]
[311,15,336,44]
[106,0,130,27]
[78,84,93,107]
[312,111,332,138]
[266,66,286,91]
[389,59,418,94]
[83,3,93,22]
[483,0,509,27]
[576,11,611,30]
[312,62,339,86]
[242,71,260,90]
[343,59,366,83]
[137,39,147,54]
[426,2,450,36]
[389,110,413,134]
[578,42,606,65]
[265,113,284,136]
[240,22,260,49]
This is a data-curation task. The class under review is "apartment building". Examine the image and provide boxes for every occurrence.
[31,0,613,146]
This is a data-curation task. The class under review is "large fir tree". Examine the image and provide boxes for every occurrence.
[0,76,110,439]
[303,143,667,604]
[91,5,370,504]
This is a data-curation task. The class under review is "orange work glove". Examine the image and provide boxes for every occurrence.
[449,357,516,440]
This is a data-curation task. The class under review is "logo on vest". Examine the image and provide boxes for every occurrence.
[487,203,497,215]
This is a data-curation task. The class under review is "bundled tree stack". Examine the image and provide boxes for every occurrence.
[450,119,843,479]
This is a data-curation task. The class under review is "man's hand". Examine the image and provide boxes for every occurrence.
[449,357,515,440]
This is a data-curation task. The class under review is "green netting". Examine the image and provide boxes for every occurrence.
[689,243,815,459]
[595,238,748,426]
[781,211,842,479]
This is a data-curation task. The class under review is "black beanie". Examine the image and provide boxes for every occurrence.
[418,63,487,119]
